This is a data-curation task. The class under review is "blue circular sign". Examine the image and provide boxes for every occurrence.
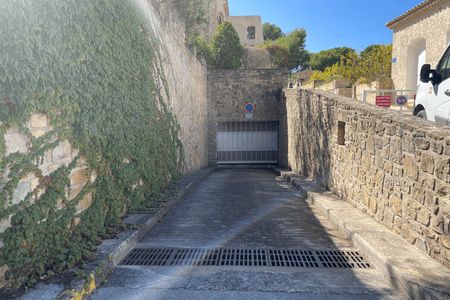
[244,102,255,113]
[396,95,408,106]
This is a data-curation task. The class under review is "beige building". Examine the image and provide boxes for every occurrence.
[209,0,264,47]
[208,0,230,40]
[226,16,264,47]
[387,0,450,91]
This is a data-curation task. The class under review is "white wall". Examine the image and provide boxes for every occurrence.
[406,38,426,90]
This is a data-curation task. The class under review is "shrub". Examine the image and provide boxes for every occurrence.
[210,22,243,69]
[188,32,213,65]
[265,45,289,68]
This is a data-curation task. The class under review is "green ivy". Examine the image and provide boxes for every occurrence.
[0,0,183,287]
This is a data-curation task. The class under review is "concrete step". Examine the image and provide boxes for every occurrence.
[276,169,450,300]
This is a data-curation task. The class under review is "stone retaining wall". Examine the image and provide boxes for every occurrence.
[145,0,208,172]
[354,79,394,104]
[0,0,209,239]
[0,114,95,285]
[207,69,288,165]
[0,0,209,285]
[282,88,450,266]
[0,114,95,234]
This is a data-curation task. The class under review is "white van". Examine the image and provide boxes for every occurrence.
[414,44,450,125]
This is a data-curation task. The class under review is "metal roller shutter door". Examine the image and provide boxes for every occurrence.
[216,121,278,164]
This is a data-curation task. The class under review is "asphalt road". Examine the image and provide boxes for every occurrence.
[90,169,405,300]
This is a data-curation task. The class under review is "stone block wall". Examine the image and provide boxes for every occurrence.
[335,88,353,98]
[1,114,93,285]
[0,1,209,238]
[242,47,272,69]
[282,88,450,266]
[207,69,288,165]
[354,79,394,104]
[0,114,94,239]
[144,0,209,172]
[1,0,209,286]
[315,80,351,94]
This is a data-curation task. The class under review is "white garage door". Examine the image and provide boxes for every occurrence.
[216,121,278,164]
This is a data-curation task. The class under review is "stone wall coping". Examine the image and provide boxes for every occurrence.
[208,69,288,75]
[292,88,450,140]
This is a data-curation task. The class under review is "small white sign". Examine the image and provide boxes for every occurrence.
[245,113,253,119]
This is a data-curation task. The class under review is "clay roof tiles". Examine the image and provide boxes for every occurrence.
[386,0,446,29]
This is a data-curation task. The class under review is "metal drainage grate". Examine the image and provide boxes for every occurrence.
[269,250,319,268]
[316,250,371,269]
[171,248,220,266]
[219,249,267,266]
[121,248,173,266]
[120,248,371,269]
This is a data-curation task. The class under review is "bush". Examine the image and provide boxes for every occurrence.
[188,32,213,65]
[265,45,289,68]
[309,63,341,82]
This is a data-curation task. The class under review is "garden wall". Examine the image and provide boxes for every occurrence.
[282,89,450,266]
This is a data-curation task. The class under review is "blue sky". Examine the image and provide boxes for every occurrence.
[228,0,423,53]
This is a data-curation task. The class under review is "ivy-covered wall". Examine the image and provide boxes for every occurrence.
[0,0,208,288]
[142,0,209,172]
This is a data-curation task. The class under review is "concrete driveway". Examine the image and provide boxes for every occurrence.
[90,169,404,300]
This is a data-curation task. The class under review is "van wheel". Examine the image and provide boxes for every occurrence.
[417,110,427,119]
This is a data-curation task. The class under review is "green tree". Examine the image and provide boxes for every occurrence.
[264,28,309,70]
[263,22,284,41]
[336,51,365,83]
[309,47,356,71]
[360,44,383,59]
[308,44,392,84]
[210,22,243,69]
[359,44,392,80]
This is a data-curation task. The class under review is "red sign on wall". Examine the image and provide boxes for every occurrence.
[375,96,391,108]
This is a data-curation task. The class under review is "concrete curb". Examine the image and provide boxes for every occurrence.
[57,167,215,300]
[274,168,450,300]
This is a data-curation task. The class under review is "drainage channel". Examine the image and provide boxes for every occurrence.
[120,248,371,269]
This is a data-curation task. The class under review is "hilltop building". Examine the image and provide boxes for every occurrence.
[208,0,271,69]
[209,0,264,47]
